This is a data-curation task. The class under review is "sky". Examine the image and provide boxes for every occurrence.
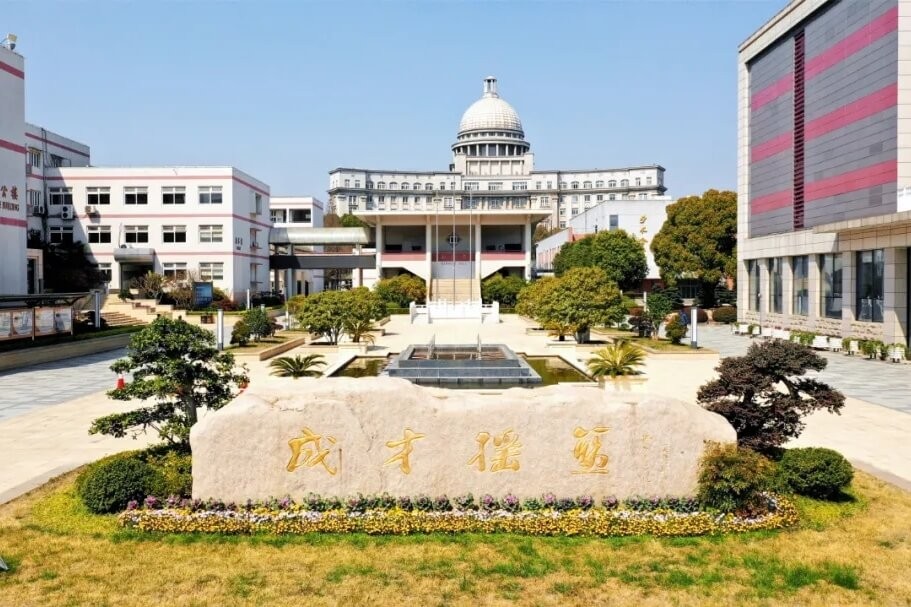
[6,0,784,200]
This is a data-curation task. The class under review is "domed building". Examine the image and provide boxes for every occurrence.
[329,77,667,301]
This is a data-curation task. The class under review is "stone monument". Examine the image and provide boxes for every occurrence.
[191,377,736,502]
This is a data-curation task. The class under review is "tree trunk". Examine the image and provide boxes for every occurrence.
[183,399,198,426]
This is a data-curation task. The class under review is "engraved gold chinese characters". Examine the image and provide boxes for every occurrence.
[384,428,426,474]
[572,426,609,474]
[468,429,521,472]
[286,427,340,475]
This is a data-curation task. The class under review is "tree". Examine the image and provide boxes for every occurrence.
[243,307,274,342]
[643,292,674,340]
[290,287,385,345]
[342,288,386,343]
[90,317,248,447]
[340,213,367,228]
[231,320,251,346]
[481,274,527,306]
[517,267,623,340]
[587,342,646,379]
[533,224,561,243]
[552,230,648,291]
[697,340,845,453]
[40,240,105,293]
[651,189,737,308]
[133,272,167,302]
[269,354,326,378]
[375,274,426,307]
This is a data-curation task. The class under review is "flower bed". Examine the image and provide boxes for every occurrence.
[119,492,798,537]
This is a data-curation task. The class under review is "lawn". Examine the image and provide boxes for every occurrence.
[225,334,294,355]
[590,328,708,353]
[1,471,910,606]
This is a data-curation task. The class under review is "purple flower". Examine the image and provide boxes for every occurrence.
[126,500,139,511]
[502,493,520,512]
[480,494,498,511]
[279,496,292,510]
[602,496,619,510]
[543,492,557,508]
[166,495,180,508]
[576,495,594,511]
[143,496,160,509]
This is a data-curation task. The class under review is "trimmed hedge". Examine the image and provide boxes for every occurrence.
[698,443,774,513]
[711,307,738,324]
[77,453,158,514]
[778,447,853,499]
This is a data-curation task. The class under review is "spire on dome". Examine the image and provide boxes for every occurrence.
[483,76,498,98]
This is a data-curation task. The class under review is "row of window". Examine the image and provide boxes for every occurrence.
[48,186,224,206]
[270,209,312,223]
[340,178,658,190]
[51,224,227,245]
[27,148,69,169]
[747,251,883,323]
[93,262,226,283]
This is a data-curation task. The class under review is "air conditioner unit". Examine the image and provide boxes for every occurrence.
[85,205,98,215]
[60,206,74,220]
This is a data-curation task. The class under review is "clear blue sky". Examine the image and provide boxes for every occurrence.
[7,0,783,200]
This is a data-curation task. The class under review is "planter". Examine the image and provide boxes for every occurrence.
[827,337,842,352]
[200,314,215,325]
[338,342,369,355]
[599,376,648,394]
[888,346,906,363]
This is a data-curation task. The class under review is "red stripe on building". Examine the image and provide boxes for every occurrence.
[0,60,24,79]
[805,6,898,80]
[45,173,269,196]
[751,73,794,111]
[71,211,273,229]
[0,138,26,154]
[750,189,793,214]
[0,217,27,228]
[805,160,897,201]
[24,133,90,158]
[90,251,270,260]
[751,131,793,163]
[804,83,897,140]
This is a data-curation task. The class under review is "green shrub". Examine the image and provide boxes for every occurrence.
[697,443,774,513]
[777,447,853,499]
[77,454,157,513]
[711,306,737,324]
[665,315,687,344]
[147,450,193,498]
[231,319,251,346]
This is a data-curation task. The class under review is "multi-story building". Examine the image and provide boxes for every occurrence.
[738,0,910,346]
[42,166,271,300]
[534,196,673,285]
[0,41,27,295]
[269,196,326,296]
[329,76,667,299]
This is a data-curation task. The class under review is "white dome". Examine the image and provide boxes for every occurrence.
[458,77,523,134]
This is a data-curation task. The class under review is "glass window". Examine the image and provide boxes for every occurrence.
[596,194,603,201]
[270,209,286,223]
[199,186,223,204]
[199,262,224,281]
[584,195,590,202]
[595,180,604,188]
[49,225,74,244]
[96,263,112,283]
[620,179,629,187]
[425,183,432,191]
[377,181,386,189]
[571,181,579,189]
[49,187,73,205]
[124,225,149,244]
[199,224,223,243]
[290,209,311,223]
[344,179,350,187]
[647,176,653,185]
[748,260,760,311]
[583,181,592,189]
[124,187,148,205]
[792,255,808,315]
[770,257,783,314]
[820,253,842,319]
[87,225,112,244]
[254,193,262,214]
[162,186,186,205]
[856,249,884,322]
[87,187,110,205]
[488,182,503,191]
[609,214,619,230]
[366,181,374,189]
[354,180,361,188]
[163,262,187,280]
[162,225,187,243]
[635,177,642,186]
[609,194,616,200]
[608,180,617,188]
[28,149,41,168]
[512,182,527,191]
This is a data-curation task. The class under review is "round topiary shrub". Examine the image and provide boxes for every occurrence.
[778,447,853,499]
[147,450,192,498]
[698,443,774,513]
[77,454,157,514]
[664,315,687,344]
[711,306,738,324]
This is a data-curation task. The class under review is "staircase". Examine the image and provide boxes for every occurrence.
[100,311,143,328]
[101,299,176,326]
[430,278,481,302]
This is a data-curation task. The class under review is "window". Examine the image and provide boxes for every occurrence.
[161,186,186,205]
[620,179,629,187]
[639,193,648,199]
[198,186,223,204]
[291,209,312,223]
[270,209,286,223]
[560,181,567,189]
[595,180,604,188]
[770,257,783,314]
[609,215,619,231]
[425,183,433,191]
[254,193,262,215]
[609,194,616,200]
[792,255,808,315]
[583,195,590,202]
[354,180,361,188]
[571,208,579,216]
[199,262,224,281]
[49,225,74,244]
[856,249,884,322]
[163,262,187,280]
[443,197,453,209]
[344,179,350,187]
[28,190,40,209]
[820,253,842,319]
[366,181,373,189]
[50,154,66,167]
[412,183,420,191]
[465,182,480,191]
[596,194,603,201]
[389,182,397,190]
[87,225,112,244]
[748,260,761,311]
[28,149,41,168]
[535,181,542,189]
[124,187,148,205]
[635,177,641,186]
[124,225,149,244]
[162,225,187,243]
[96,263,112,283]
[646,176,653,185]
[401,183,409,190]
[377,181,386,189]
[608,180,617,188]
[49,187,73,205]
[571,181,579,189]
[559,221,566,228]
[199,224,223,243]
[583,181,592,189]
[546,181,553,189]
[539,196,550,208]
[87,187,110,205]
[250,263,260,288]
[512,182,527,191]
[559,207,566,216]
[250,228,260,249]
[487,182,503,191]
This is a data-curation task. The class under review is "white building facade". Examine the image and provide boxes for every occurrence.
[269,195,326,296]
[0,42,27,295]
[329,77,667,300]
[738,0,910,346]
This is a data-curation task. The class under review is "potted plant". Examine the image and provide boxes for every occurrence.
[860,339,884,360]
[587,341,646,392]
[888,342,907,363]
[843,337,860,355]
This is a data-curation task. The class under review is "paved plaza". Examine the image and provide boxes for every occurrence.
[0,316,909,504]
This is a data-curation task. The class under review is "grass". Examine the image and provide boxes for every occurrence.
[225,334,291,354]
[590,329,704,353]
[1,472,910,606]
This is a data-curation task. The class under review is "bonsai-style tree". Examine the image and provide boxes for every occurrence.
[291,287,385,345]
[90,317,248,447]
[374,274,426,307]
[587,341,646,379]
[697,340,845,453]
[552,230,648,291]
[269,354,326,378]
[651,189,737,308]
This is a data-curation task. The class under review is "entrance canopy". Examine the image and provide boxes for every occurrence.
[269,227,371,246]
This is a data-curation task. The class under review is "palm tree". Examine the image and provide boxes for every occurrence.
[586,341,646,379]
[345,318,377,345]
[269,354,326,378]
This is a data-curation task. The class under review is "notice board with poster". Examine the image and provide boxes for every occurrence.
[193,282,214,309]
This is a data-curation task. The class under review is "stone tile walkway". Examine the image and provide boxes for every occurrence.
[0,349,124,422]
[688,326,911,414]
